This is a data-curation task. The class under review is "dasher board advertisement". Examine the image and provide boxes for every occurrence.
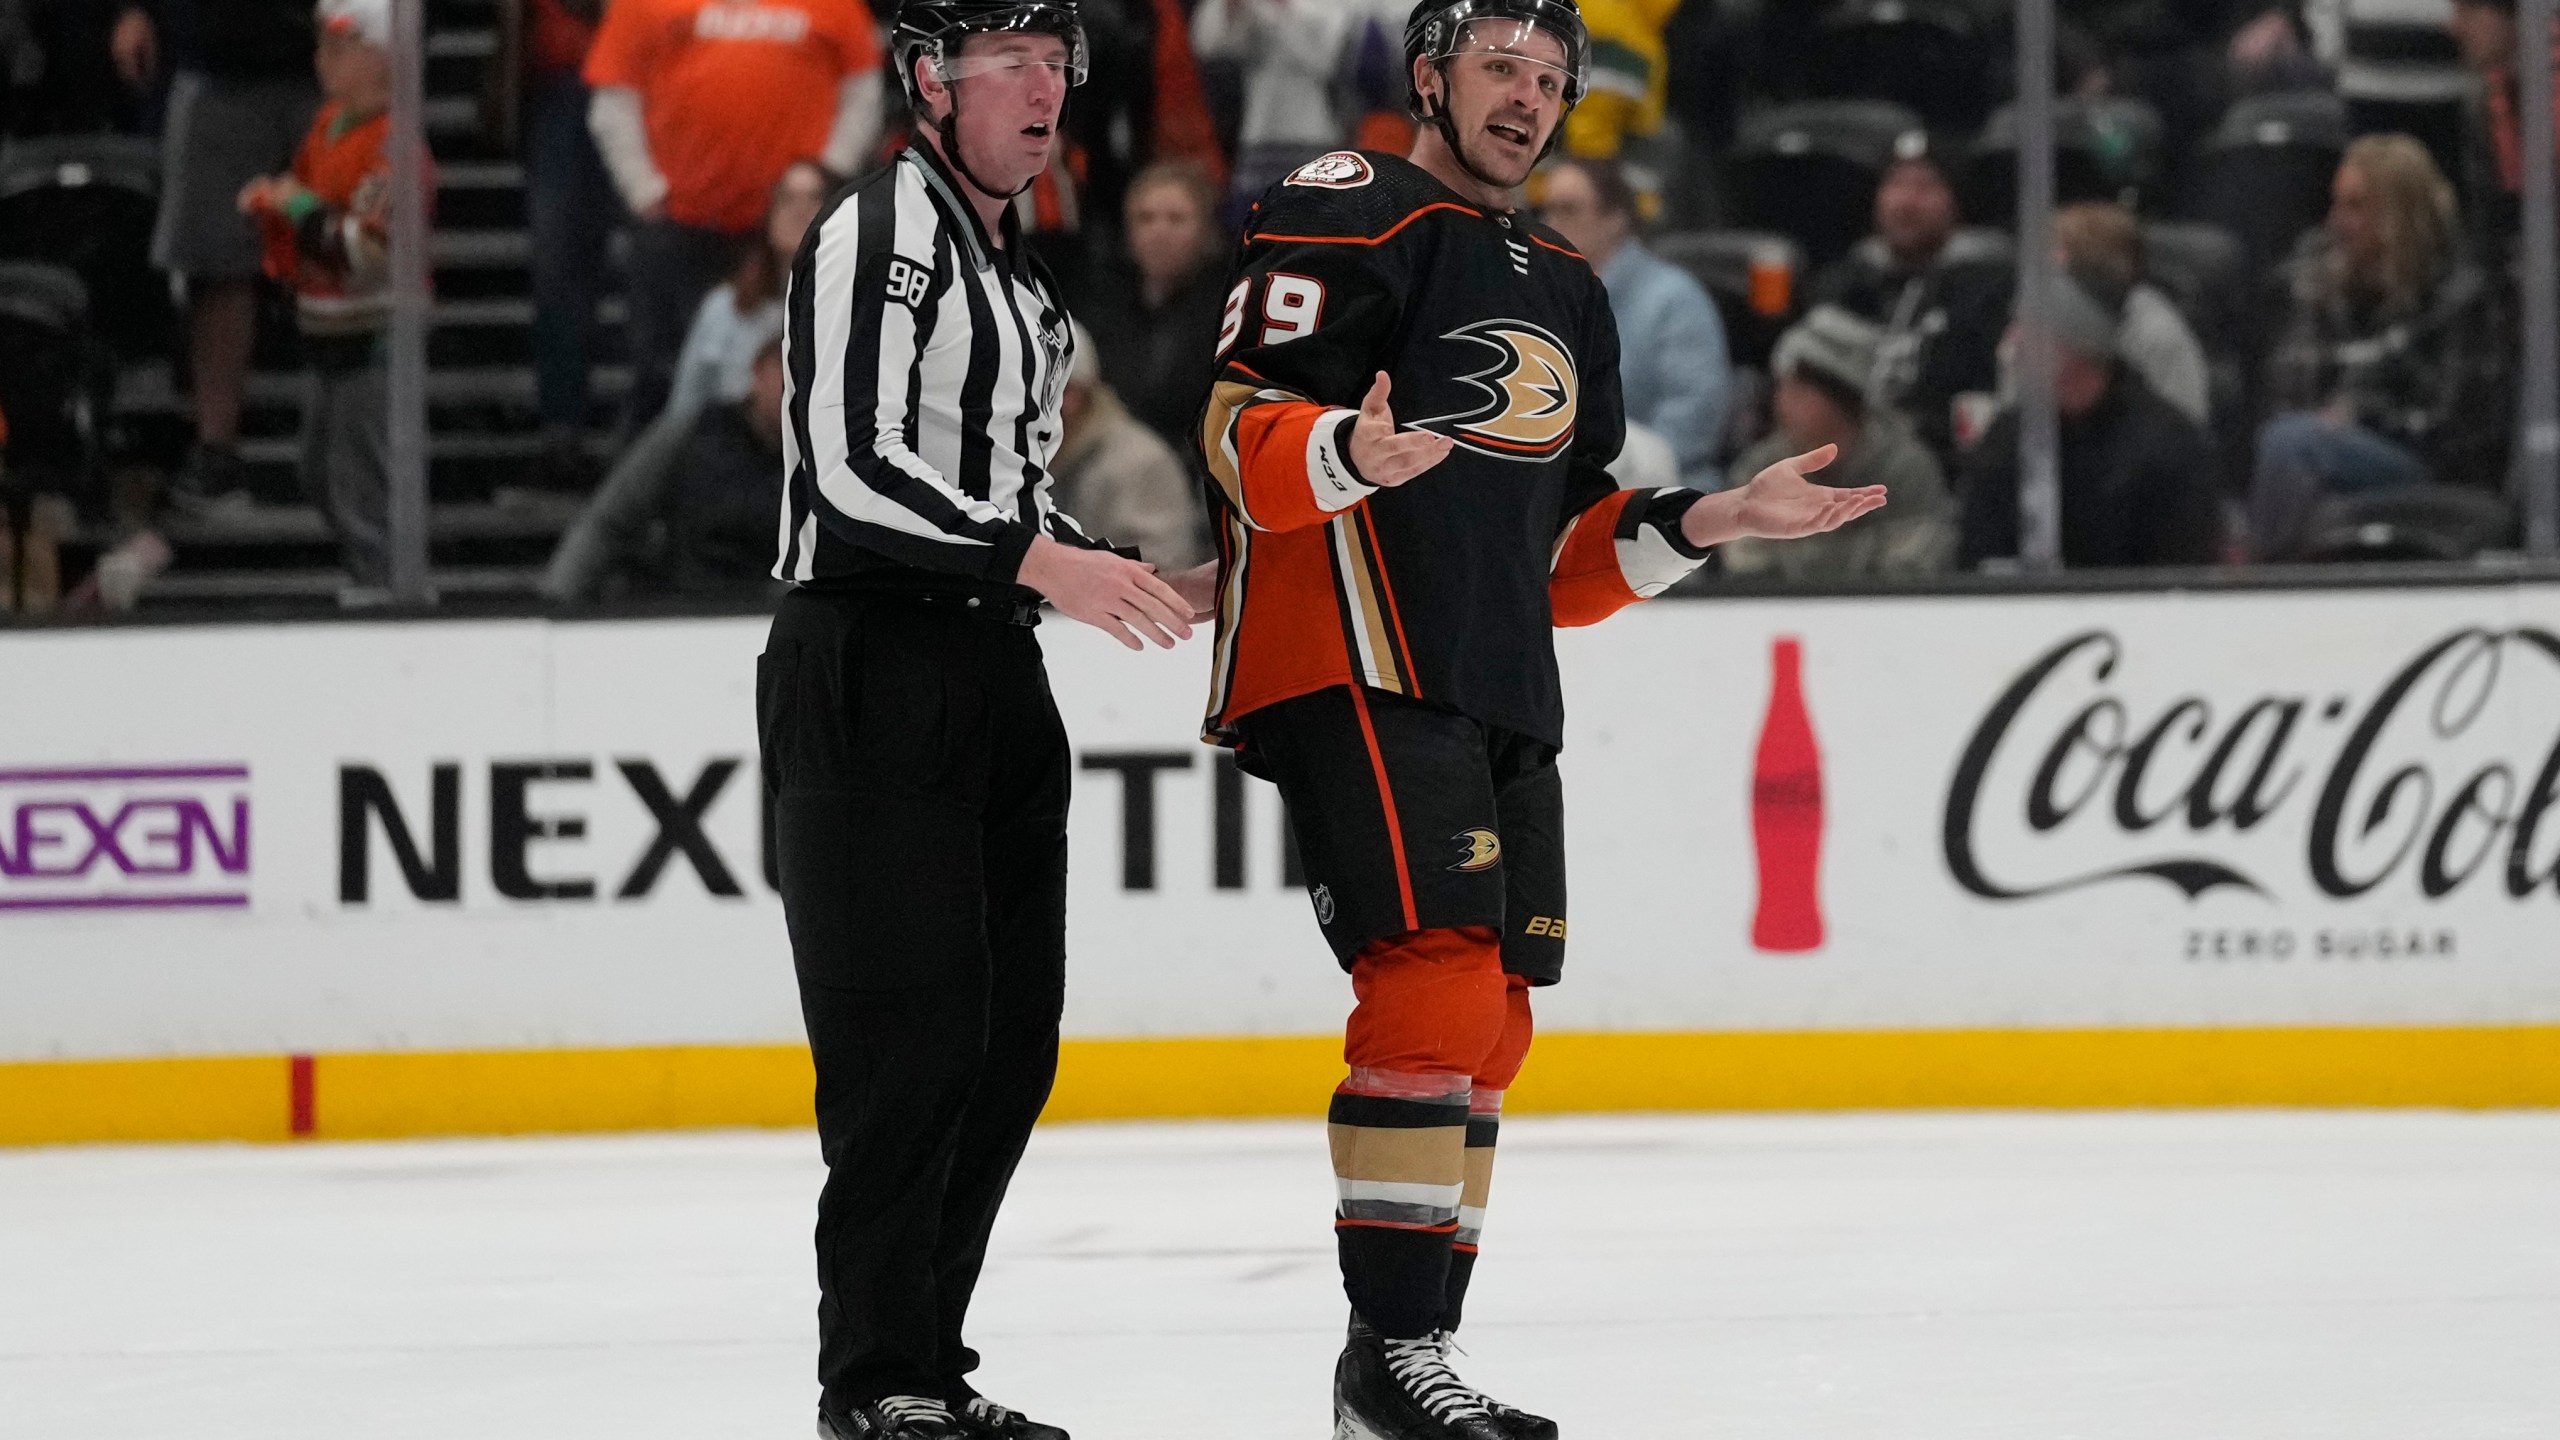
[1,584,2557,1066]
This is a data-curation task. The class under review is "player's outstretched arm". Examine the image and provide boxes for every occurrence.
[1679,443,1888,549]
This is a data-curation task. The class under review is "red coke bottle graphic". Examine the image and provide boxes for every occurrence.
[1751,636,1826,952]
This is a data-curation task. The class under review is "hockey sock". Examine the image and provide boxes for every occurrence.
[1333,926,1507,1339]
[1444,975,1533,1334]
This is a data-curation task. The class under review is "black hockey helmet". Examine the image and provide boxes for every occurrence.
[891,0,1089,110]
[891,0,1087,201]
[1403,0,1590,116]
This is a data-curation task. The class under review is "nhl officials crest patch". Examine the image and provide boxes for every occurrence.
[1285,152,1374,190]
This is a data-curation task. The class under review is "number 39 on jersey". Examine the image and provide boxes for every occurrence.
[1217,272,1327,358]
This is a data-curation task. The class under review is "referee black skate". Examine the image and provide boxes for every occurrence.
[758,3,1211,1436]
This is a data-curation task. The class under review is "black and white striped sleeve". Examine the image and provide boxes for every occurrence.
[785,174,1039,582]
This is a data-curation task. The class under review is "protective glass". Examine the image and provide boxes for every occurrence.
[933,15,1091,86]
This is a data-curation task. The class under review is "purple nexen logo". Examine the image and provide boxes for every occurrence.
[0,765,252,912]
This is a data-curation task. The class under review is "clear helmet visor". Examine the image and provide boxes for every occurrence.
[933,16,1090,86]
[1414,0,1588,105]
[1445,19,1578,103]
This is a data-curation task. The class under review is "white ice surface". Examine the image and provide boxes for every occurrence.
[4,1112,2557,1438]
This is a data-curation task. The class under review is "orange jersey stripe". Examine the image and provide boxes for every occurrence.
[1348,685,1421,932]
[1255,202,1481,248]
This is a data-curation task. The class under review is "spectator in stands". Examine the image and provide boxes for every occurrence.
[1189,0,1354,212]
[1558,0,1677,212]
[1537,155,1728,489]
[2054,201,2213,426]
[2450,0,2548,263]
[1061,0,1229,230]
[1808,129,2015,469]
[666,335,791,594]
[1079,158,1228,456]
[542,157,833,602]
[237,0,409,596]
[1722,305,1955,580]
[521,0,617,487]
[585,0,882,427]
[1053,320,1210,569]
[1961,273,2226,570]
[115,0,317,507]
[2251,135,2514,560]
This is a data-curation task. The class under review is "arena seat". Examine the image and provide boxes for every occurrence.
[0,135,168,363]
[1725,99,1924,272]
[0,260,105,493]
[1807,0,2002,133]
[2177,90,2350,281]
[2299,484,2518,563]
[1965,97,2166,224]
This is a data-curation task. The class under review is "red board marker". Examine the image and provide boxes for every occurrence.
[289,1054,316,1138]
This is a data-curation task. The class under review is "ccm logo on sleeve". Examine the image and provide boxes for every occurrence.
[885,257,932,308]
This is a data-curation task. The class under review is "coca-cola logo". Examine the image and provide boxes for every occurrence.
[1942,628,2560,904]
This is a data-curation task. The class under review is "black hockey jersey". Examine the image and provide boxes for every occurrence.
[1196,149,1711,748]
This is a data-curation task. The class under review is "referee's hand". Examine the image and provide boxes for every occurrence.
[1019,536,1197,650]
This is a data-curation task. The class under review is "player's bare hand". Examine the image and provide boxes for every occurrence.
[1018,535,1196,650]
[1680,444,1887,548]
[1166,561,1220,622]
[1346,372,1452,488]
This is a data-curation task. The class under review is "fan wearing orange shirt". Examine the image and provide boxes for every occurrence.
[585,0,887,424]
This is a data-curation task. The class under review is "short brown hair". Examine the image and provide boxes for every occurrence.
[1549,155,1640,224]
[1125,158,1222,228]
[2053,202,2145,296]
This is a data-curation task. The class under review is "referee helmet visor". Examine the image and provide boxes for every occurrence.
[896,0,1090,102]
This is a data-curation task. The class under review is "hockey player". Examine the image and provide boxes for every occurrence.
[1195,2,1886,1435]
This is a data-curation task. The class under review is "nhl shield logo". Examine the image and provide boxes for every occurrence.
[1312,883,1337,925]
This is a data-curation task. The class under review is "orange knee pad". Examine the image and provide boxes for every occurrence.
[1344,926,1519,1079]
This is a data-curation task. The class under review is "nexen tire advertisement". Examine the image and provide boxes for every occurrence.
[3,587,2557,1065]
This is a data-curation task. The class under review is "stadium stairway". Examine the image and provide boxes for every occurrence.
[104,0,620,611]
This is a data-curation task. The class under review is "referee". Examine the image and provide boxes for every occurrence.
[759,2,1208,1436]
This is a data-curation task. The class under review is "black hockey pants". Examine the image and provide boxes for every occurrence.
[757,587,1070,1411]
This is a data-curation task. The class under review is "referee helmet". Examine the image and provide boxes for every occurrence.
[891,0,1090,109]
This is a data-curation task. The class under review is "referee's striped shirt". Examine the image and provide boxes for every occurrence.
[775,141,1108,589]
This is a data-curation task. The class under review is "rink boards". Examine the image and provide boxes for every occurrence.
[4,583,2558,1142]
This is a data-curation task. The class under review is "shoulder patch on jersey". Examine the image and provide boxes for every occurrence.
[1285,152,1375,190]
[882,254,933,308]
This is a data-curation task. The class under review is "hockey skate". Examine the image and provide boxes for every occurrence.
[817,1395,966,1439]
[952,1392,1070,1439]
[1342,1316,1557,1440]
[1336,1316,1561,1440]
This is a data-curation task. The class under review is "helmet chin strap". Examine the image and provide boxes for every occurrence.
[934,67,1040,203]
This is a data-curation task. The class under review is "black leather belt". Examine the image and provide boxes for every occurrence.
[903,590,1043,627]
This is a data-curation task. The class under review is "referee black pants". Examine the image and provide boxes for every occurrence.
[758,588,1070,1410]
